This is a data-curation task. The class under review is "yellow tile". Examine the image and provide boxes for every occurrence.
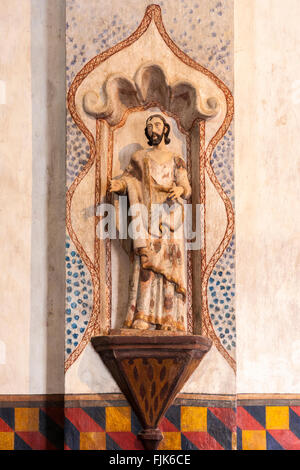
[266,406,289,430]
[158,432,181,450]
[106,407,131,432]
[0,432,14,450]
[15,408,39,432]
[80,432,106,450]
[243,430,266,450]
[181,407,207,432]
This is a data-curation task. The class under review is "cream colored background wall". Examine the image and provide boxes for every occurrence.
[0,0,299,395]
[0,0,32,393]
[0,0,65,395]
[235,0,300,393]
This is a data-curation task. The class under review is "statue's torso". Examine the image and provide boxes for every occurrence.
[148,156,174,187]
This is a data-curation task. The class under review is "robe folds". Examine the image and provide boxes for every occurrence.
[113,149,191,331]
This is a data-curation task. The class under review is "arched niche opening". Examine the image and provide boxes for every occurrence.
[90,81,209,335]
[66,4,234,374]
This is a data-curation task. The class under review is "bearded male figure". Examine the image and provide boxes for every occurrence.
[109,114,191,332]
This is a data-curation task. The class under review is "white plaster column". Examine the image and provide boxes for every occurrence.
[235,0,300,393]
[0,0,32,393]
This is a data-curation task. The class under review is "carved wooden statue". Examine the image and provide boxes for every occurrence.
[109,114,191,332]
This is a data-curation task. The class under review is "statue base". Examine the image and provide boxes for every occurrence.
[91,333,212,450]
[109,328,191,336]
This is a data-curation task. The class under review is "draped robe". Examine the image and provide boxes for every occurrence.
[113,149,191,331]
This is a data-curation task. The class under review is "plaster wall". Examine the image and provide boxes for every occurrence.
[0,0,299,397]
[235,0,300,393]
[0,0,32,393]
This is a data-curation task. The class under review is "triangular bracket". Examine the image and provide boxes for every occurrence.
[92,334,212,450]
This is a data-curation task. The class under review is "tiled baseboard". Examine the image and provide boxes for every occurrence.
[0,394,299,450]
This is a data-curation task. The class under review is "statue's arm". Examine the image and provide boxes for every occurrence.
[174,157,192,199]
[109,176,127,194]
[109,151,142,194]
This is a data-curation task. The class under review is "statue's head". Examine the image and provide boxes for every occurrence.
[145,114,171,146]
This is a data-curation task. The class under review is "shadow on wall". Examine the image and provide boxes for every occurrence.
[30,0,66,447]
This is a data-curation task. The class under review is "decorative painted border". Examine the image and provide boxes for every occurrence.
[2,394,299,408]
[66,4,235,372]
[2,394,300,407]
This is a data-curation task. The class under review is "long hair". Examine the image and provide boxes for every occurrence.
[145,114,171,146]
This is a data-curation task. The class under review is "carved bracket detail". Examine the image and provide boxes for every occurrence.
[92,334,212,450]
[83,63,219,130]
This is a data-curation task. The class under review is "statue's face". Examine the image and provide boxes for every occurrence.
[146,117,165,146]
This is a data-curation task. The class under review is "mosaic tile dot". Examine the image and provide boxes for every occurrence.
[65,235,93,359]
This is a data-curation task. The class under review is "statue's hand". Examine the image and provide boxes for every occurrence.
[109,179,125,193]
[168,185,184,200]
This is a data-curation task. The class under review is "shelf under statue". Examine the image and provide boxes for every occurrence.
[67,4,234,450]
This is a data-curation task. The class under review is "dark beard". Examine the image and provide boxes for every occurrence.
[149,132,163,146]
